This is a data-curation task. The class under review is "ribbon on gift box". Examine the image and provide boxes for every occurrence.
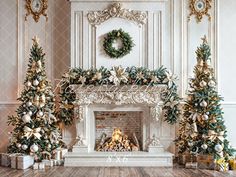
[216,158,229,171]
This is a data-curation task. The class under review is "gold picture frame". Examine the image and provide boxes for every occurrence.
[25,0,48,22]
[188,0,212,23]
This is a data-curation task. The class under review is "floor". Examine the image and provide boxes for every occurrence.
[0,166,236,177]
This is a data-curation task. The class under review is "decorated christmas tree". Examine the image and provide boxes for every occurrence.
[176,36,234,159]
[7,37,63,160]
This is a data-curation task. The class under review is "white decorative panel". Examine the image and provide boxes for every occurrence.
[70,0,172,70]
[0,0,18,102]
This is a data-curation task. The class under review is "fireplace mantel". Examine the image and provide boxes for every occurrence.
[71,85,167,122]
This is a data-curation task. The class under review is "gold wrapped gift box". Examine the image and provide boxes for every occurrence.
[197,155,216,170]
[178,153,197,165]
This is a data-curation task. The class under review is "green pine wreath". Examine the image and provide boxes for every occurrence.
[103,29,134,58]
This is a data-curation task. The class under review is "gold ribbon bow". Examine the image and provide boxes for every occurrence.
[24,126,41,139]
[208,130,224,142]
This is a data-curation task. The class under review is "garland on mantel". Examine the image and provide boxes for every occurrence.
[57,66,181,125]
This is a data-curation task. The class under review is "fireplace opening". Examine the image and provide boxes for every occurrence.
[94,111,143,152]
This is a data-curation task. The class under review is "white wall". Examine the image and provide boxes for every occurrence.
[0,0,235,152]
[218,0,236,148]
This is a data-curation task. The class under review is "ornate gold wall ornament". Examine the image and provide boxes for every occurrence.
[87,3,147,26]
[25,0,48,22]
[188,0,212,23]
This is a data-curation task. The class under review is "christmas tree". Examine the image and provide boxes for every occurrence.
[7,37,63,160]
[176,36,234,159]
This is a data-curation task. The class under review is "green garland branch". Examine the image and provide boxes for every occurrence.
[57,66,181,125]
[103,29,134,58]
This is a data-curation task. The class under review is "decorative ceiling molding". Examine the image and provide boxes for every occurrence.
[87,3,147,26]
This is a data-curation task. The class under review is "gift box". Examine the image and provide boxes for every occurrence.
[0,153,12,167]
[53,159,64,166]
[54,148,68,160]
[42,159,54,167]
[178,153,197,165]
[16,155,34,170]
[38,162,45,170]
[216,158,229,171]
[185,162,198,169]
[197,154,216,170]
[33,162,48,170]
[33,162,40,170]
[10,153,23,168]
[229,158,236,170]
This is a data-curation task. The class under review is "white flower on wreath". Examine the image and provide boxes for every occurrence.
[92,72,102,81]
[136,72,144,80]
[109,66,128,86]
[79,76,86,85]
[151,75,160,84]
[163,70,177,88]
[165,96,178,108]
[70,72,78,79]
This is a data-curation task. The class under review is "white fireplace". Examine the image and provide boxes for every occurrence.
[64,0,175,166]
[64,85,173,166]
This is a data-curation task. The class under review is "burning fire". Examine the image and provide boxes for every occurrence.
[96,128,140,152]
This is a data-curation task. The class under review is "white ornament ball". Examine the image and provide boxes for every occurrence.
[26,81,32,87]
[195,103,198,106]
[37,111,44,117]
[200,80,207,87]
[214,144,223,152]
[39,103,45,108]
[23,112,26,115]
[30,144,39,152]
[202,114,209,120]
[22,144,28,150]
[188,141,194,147]
[201,143,208,150]
[33,79,39,86]
[28,111,33,116]
[208,80,216,87]
[47,144,51,149]
[26,101,32,107]
[16,143,22,148]
[200,100,207,107]
[22,114,31,123]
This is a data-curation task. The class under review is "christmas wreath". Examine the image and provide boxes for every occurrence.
[103,29,134,58]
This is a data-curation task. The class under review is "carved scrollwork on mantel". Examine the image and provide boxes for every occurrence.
[87,2,147,26]
[71,85,167,122]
